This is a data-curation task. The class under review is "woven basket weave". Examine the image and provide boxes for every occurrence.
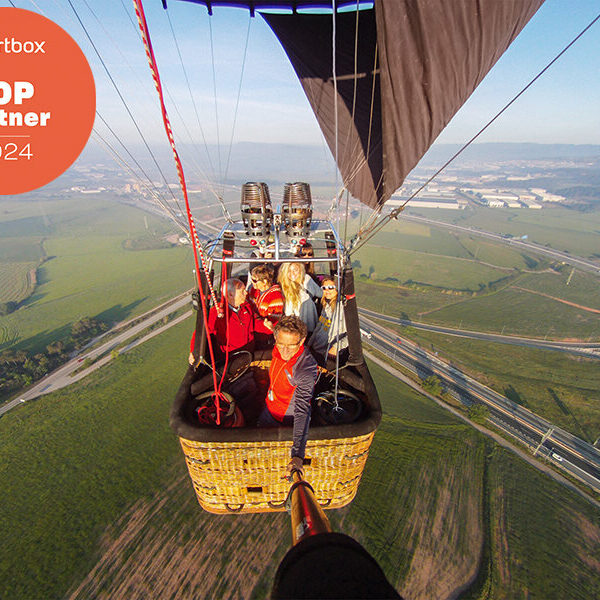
[179,431,375,514]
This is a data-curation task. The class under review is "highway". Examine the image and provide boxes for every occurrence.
[360,315,600,493]
[3,289,598,494]
[358,308,600,359]
[0,294,194,418]
[401,214,600,276]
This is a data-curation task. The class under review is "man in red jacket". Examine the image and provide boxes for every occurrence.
[259,315,318,476]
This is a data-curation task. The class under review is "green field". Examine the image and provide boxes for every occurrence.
[0,262,38,303]
[354,245,509,291]
[424,286,600,340]
[1,328,598,599]
[356,279,462,318]
[517,269,600,311]
[414,205,600,260]
[382,324,600,441]
[0,237,45,262]
[349,213,600,339]
[457,235,533,269]
[0,197,193,355]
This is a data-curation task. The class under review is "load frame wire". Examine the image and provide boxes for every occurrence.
[165,8,219,188]
[132,0,220,306]
[66,0,185,215]
[91,129,189,234]
[342,0,360,247]
[94,113,178,215]
[26,0,180,223]
[110,0,224,206]
[330,0,342,405]
[133,0,227,423]
[349,10,600,256]
[208,16,224,193]
[223,14,252,193]
[116,0,224,199]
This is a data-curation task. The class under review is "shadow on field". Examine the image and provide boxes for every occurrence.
[21,265,52,307]
[5,298,148,355]
[95,298,148,324]
[15,323,75,355]
[547,387,591,443]
[503,384,528,408]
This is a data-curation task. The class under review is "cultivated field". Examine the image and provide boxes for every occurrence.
[354,245,509,291]
[0,197,192,355]
[0,262,38,303]
[424,286,600,340]
[350,212,600,340]
[409,205,600,260]
[1,327,598,600]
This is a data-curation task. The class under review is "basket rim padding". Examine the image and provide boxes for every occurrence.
[170,359,381,444]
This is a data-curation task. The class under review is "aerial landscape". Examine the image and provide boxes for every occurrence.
[1,1,599,599]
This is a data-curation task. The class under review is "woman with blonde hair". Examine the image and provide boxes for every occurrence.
[278,262,318,333]
[307,276,348,365]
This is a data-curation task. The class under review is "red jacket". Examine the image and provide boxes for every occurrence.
[190,301,255,356]
[249,284,284,334]
[267,345,318,458]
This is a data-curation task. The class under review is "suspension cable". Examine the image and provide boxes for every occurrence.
[133,0,227,421]
[165,9,217,183]
[27,0,181,223]
[223,14,252,188]
[91,129,189,233]
[66,0,184,212]
[208,16,223,189]
[94,112,174,208]
[342,0,360,246]
[350,10,600,256]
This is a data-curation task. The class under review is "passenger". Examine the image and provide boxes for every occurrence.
[188,278,254,364]
[258,316,318,476]
[307,276,348,365]
[278,262,318,334]
[249,264,284,348]
[298,242,319,280]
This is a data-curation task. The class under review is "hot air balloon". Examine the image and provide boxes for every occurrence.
[133,0,544,513]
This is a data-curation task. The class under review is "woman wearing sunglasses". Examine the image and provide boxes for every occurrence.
[307,276,348,366]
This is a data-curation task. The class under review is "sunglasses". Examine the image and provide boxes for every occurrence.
[322,285,336,290]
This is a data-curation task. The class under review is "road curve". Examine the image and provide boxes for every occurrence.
[360,315,600,495]
[358,308,600,358]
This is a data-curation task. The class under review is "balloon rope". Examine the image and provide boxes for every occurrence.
[133,0,220,309]
[133,0,226,416]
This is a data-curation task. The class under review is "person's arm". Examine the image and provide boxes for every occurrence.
[290,354,318,460]
[305,274,323,299]
[190,329,196,354]
[300,297,318,334]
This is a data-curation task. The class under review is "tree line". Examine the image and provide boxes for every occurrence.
[0,317,107,397]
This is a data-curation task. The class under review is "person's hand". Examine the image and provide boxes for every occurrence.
[286,456,304,478]
[188,352,195,366]
[263,319,274,331]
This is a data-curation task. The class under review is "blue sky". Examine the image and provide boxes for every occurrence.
[2,0,600,155]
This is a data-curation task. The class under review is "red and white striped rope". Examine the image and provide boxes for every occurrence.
[132,0,220,311]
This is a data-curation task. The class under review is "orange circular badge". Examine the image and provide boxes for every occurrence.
[0,8,95,195]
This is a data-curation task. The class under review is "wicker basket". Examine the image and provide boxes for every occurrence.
[179,432,375,514]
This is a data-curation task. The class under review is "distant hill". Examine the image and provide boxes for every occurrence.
[420,142,600,165]
[72,141,600,188]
